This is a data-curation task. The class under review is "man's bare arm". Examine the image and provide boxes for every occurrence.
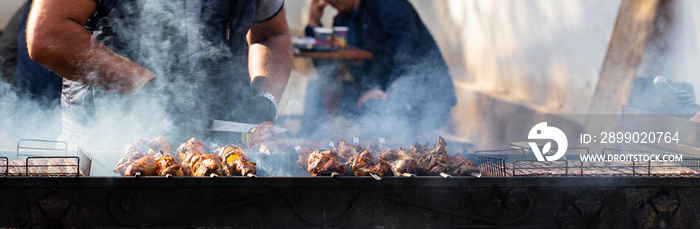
[26,0,154,94]
[247,6,292,103]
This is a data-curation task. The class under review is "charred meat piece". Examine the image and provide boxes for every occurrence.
[248,121,278,154]
[224,158,257,176]
[447,153,479,176]
[379,149,417,176]
[149,136,172,155]
[389,158,417,175]
[416,137,450,176]
[348,150,375,171]
[297,147,318,170]
[124,157,158,176]
[349,149,395,177]
[124,136,172,158]
[216,145,257,176]
[114,151,146,176]
[336,140,360,162]
[449,153,474,168]
[307,150,346,176]
[354,161,393,176]
[410,142,429,159]
[450,164,480,176]
[194,156,224,177]
[314,157,347,176]
[379,149,399,161]
[184,154,223,177]
[117,136,173,176]
[156,154,184,176]
[176,137,207,162]
[216,145,249,162]
[181,153,203,176]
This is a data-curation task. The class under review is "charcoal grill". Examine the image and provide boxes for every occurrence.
[3,136,700,228]
[3,176,700,228]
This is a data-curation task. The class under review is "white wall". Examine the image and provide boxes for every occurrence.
[637,0,700,99]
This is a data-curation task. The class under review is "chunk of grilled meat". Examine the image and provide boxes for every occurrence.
[182,154,223,177]
[124,157,158,176]
[149,136,172,155]
[337,140,360,162]
[389,158,417,175]
[193,155,224,177]
[224,158,257,176]
[180,152,213,176]
[176,137,207,162]
[354,161,393,176]
[416,137,450,176]
[410,142,429,159]
[450,164,480,176]
[449,153,473,168]
[156,154,184,176]
[379,149,417,176]
[347,149,395,176]
[114,151,146,176]
[124,136,172,158]
[379,149,399,161]
[348,150,375,171]
[297,147,318,170]
[307,150,347,176]
[248,121,278,154]
[216,145,249,161]
[216,145,257,177]
[448,153,479,176]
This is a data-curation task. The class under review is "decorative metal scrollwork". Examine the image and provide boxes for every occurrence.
[633,193,698,229]
[19,190,85,229]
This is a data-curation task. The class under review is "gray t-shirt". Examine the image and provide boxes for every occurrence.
[186,0,283,64]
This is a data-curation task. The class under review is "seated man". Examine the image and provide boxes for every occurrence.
[301,0,456,141]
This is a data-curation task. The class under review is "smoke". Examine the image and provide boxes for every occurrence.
[301,33,456,147]
[0,79,61,150]
[0,1,254,176]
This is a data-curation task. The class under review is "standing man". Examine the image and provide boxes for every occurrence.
[301,0,457,141]
[26,0,292,147]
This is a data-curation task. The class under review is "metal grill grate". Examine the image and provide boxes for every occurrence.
[0,139,93,177]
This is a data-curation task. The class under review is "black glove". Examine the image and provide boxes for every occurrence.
[245,92,278,124]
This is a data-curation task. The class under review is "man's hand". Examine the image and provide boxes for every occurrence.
[309,0,328,27]
[245,93,278,124]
